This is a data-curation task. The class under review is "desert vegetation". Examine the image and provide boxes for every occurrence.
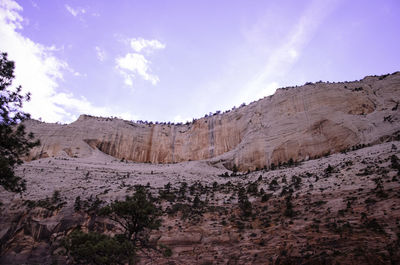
[1,140,400,264]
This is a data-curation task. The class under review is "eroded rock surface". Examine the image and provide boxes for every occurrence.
[1,141,400,264]
[25,72,400,171]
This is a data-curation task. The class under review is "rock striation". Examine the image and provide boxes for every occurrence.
[25,72,400,170]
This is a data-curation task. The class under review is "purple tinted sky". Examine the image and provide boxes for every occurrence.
[1,0,399,123]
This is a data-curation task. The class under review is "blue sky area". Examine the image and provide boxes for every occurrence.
[0,0,399,123]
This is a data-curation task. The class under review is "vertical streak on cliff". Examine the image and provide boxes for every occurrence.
[171,125,176,163]
[208,116,215,158]
[111,132,118,156]
[301,92,310,126]
[146,125,154,163]
[118,133,124,157]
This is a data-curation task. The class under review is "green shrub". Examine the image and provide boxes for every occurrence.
[261,193,272,202]
[100,186,161,246]
[365,218,385,234]
[232,164,238,173]
[284,194,295,218]
[238,187,252,217]
[24,190,66,211]
[64,230,135,265]
[246,182,258,195]
[74,196,82,212]
[268,179,279,191]
[391,155,400,173]
[159,243,172,257]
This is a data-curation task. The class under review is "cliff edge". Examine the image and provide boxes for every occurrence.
[24,72,400,171]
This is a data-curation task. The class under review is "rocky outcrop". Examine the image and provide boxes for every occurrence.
[24,72,400,170]
[1,141,400,264]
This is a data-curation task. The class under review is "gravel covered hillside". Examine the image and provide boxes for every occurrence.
[1,141,400,264]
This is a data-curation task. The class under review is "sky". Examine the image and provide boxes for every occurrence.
[0,0,399,123]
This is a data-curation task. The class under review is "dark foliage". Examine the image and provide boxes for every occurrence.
[24,190,66,211]
[64,230,135,265]
[284,194,295,217]
[65,187,164,264]
[238,187,252,217]
[232,164,238,173]
[391,155,400,172]
[0,52,39,192]
[99,186,161,247]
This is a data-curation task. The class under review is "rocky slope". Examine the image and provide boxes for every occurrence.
[24,72,400,171]
[1,141,400,264]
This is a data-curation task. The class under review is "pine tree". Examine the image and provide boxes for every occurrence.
[0,52,40,192]
[100,186,161,246]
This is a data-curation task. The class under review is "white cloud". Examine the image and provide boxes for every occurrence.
[0,0,23,27]
[50,93,139,122]
[72,70,85,77]
[253,82,279,101]
[116,53,160,86]
[130,38,166,53]
[95,46,106,62]
[116,38,165,86]
[65,4,86,17]
[0,1,135,123]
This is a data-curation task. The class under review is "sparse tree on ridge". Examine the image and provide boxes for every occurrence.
[0,52,40,192]
[99,185,161,246]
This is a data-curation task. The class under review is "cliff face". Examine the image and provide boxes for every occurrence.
[25,72,400,170]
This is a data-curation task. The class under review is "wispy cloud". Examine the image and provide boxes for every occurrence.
[116,38,165,86]
[65,4,86,17]
[130,38,166,53]
[239,0,341,103]
[29,0,38,9]
[0,1,135,123]
[95,46,106,62]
